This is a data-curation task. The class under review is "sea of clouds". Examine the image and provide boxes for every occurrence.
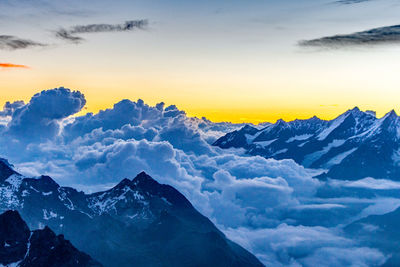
[0,87,397,266]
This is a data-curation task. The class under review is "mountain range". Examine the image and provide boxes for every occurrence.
[0,158,263,267]
[213,107,400,180]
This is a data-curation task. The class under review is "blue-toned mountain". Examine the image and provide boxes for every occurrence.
[214,107,400,180]
[0,159,263,267]
[0,210,101,267]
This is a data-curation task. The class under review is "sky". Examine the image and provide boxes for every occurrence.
[1,0,400,123]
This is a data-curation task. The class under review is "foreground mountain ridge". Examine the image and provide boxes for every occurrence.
[0,159,263,267]
[214,107,400,180]
[0,210,101,267]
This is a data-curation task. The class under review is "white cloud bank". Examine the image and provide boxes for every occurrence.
[0,87,394,266]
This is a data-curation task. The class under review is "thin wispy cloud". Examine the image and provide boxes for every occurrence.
[299,24,400,48]
[0,63,29,69]
[0,35,46,50]
[55,20,149,43]
[334,0,372,4]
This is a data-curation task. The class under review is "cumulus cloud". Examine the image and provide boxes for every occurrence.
[55,20,148,43]
[299,24,400,48]
[0,100,25,117]
[207,170,297,228]
[0,35,46,50]
[0,63,29,69]
[0,87,395,266]
[4,87,86,141]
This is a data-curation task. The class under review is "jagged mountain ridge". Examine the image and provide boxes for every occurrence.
[0,160,263,267]
[213,107,400,180]
[0,210,101,267]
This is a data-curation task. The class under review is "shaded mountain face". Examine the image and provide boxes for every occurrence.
[0,158,17,182]
[0,210,100,267]
[214,107,400,180]
[0,160,263,267]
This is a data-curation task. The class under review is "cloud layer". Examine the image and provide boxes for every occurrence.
[0,87,396,266]
[299,24,400,48]
[5,88,86,141]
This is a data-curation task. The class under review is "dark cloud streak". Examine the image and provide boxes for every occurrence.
[55,20,148,43]
[55,29,84,43]
[0,35,46,50]
[334,0,372,4]
[299,24,400,48]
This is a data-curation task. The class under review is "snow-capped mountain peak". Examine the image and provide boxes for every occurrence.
[214,107,400,180]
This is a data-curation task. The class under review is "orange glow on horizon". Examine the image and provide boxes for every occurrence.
[0,63,29,69]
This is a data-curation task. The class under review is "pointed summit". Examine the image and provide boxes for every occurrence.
[0,210,29,231]
[131,172,193,209]
[310,115,321,121]
[386,109,398,118]
[276,118,286,124]
[132,171,158,187]
[135,171,151,179]
[343,106,363,117]
[36,175,60,191]
[240,125,258,134]
[377,109,400,133]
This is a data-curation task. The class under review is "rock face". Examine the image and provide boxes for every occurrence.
[214,107,400,180]
[0,210,101,267]
[0,160,263,267]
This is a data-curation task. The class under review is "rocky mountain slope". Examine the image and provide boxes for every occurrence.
[0,159,263,267]
[0,210,101,267]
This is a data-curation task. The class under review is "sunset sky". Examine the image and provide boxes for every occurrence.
[1,0,400,123]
